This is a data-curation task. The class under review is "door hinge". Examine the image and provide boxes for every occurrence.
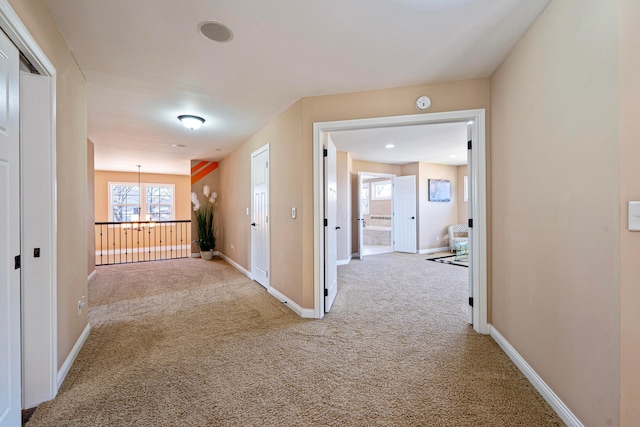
[266,271,269,278]
[14,255,20,269]
[266,161,268,168]
[467,140,472,150]
[324,289,328,297]
[324,218,328,227]
[469,297,474,307]
[468,218,473,228]
[323,149,328,157]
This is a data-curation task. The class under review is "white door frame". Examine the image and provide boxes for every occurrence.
[313,109,488,335]
[0,0,58,404]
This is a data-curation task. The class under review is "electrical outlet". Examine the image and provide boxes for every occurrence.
[231,244,235,252]
[436,235,440,241]
[292,207,296,219]
[246,207,249,215]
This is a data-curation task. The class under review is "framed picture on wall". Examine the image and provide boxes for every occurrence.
[428,179,451,202]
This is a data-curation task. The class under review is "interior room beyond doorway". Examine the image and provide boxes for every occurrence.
[361,173,394,256]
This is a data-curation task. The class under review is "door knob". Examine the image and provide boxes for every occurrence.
[335,226,341,230]
[251,223,256,227]
[411,216,415,220]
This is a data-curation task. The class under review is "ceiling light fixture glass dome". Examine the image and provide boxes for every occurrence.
[178,115,205,130]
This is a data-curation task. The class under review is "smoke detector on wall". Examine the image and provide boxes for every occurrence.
[416,96,431,111]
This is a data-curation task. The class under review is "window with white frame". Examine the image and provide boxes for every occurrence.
[109,182,175,222]
[371,180,392,200]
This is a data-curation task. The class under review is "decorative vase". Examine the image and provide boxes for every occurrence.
[200,250,213,260]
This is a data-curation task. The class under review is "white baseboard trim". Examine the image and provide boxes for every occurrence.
[215,252,312,318]
[489,325,583,427]
[268,287,315,318]
[217,251,252,280]
[418,246,450,255]
[337,255,352,266]
[57,322,90,389]
[87,269,96,282]
[351,252,359,259]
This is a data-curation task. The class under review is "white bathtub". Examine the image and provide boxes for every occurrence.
[364,226,391,231]
[363,226,391,246]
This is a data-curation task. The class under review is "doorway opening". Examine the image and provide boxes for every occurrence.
[359,172,395,257]
[313,109,487,334]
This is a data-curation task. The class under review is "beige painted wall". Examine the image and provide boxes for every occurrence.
[219,80,488,308]
[490,0,619,424]
[219,78,490,308]
[87,140,95,276]
[94,171,191,222]
[457,165,468,225]
[218,100,304,302]
[620,0,640,423]
[420,163,458,250]
[190,165,221,254]
[401,162,458,251]
[9,0,89,370]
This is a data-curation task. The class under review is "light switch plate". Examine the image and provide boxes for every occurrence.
[629,202,640,231]
[291,207,296,219]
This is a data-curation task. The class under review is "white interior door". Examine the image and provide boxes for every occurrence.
[251,145,269,288]
[357,171,364,259]
[0,29,21,427]
[324,137,338,312]
[21,72,55,408]
[392,175,417,253]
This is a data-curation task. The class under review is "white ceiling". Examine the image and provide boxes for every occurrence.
[43,0,550,175]
[331,121,469,166]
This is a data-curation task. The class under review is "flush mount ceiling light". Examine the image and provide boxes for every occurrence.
[199,21,234,43]
[172,144,186,148]
[385,144,395,148]
[178,115,205,130]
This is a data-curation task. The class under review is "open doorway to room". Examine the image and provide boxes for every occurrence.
[313,109,487,334]
[359,172,395,257]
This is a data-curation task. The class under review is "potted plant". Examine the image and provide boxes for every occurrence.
[192,185,217,259]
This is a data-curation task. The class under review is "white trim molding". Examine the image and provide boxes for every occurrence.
[418,246,450,255]
[489,325,584,427]
[56,323,90,389]
[314,109,488,333]
[268,287,315,318]
[217,251,313,318]
[337,256,352,266]
[218,252,252,279]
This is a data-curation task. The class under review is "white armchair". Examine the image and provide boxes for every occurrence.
[448,224,469,252]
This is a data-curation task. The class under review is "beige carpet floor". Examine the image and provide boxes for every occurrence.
[27,253,564,426]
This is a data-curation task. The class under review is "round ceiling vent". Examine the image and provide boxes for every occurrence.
[199,21,234,43]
